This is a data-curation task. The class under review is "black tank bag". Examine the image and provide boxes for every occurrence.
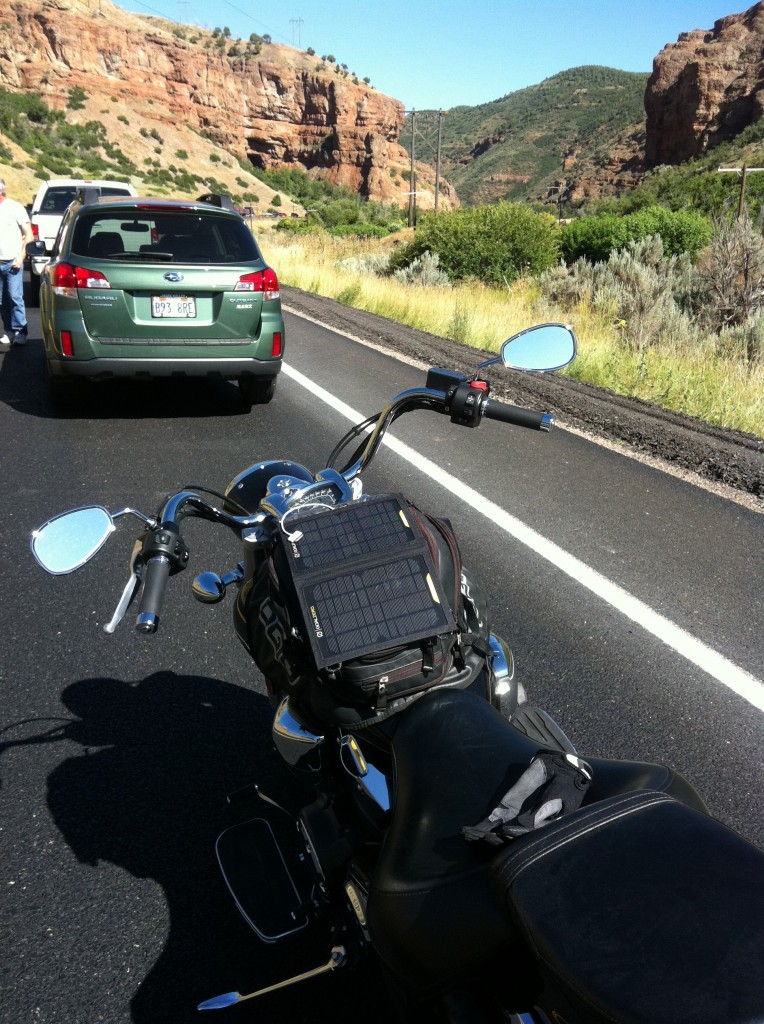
[247,494,475,726]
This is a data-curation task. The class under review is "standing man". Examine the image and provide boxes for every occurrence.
[0,178,33,349]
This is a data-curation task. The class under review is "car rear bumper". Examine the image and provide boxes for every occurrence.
[48,356,281,380]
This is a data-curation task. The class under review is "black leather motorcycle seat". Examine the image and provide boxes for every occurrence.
[494,790,764,1024]
[367,688,706,991]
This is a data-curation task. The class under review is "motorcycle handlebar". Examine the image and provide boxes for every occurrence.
[135,554,171,634]
[125,388,554,635]
[481,398,555,432]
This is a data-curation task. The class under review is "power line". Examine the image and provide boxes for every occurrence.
[126,0,291,45]
[122,0,180,21]
[221,0,291,44]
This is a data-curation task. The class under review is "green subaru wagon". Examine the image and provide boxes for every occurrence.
[32,193,285,409]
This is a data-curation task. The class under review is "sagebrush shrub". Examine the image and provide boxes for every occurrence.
[694,214,764,333]
[336,253,391,276]
[541,235,702,351]
[716,315,764,365]
[392,251,451,287]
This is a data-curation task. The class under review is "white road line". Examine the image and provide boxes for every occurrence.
[282,361,764,712]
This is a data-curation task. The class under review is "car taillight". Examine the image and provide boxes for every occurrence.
[272,332,283,358]
[60,331,74,357]
[53,263,111,294]
[31,224,39,240]
[234,267,280,300]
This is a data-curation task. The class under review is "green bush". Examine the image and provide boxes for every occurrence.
[0,88,142,180]
[251,166,401,233]
[275,218,317,235]
[561,206,712,263]
[67,86,87,111]
[330,222,389,239]
[389,203,560,285]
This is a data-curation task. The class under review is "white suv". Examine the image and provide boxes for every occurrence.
[29,178,137,301]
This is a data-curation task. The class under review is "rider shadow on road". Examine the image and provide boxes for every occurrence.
[44,671,386,1024]
[0,339,250,420]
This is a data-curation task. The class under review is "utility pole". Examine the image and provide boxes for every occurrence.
[404,108,445,221]
[290,17,304,47]
[408,109,417,228]
[717,164,764,219]
[177,0,190,22]
[434,109,443,213]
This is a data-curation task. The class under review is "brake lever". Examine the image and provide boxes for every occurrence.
[103,539,143,634]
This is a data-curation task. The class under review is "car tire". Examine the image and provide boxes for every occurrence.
[239,376,277,408]
[28,273,41,307]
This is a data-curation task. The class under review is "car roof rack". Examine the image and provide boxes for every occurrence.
[76,187,102,206]
[196,193,237,213]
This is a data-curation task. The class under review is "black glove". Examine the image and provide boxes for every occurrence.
[462,750,592,845]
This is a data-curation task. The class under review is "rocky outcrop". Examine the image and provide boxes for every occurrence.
[456,133,506,166]
[0,0,455,208]
[565,126,648,202]
[645,1,764,166]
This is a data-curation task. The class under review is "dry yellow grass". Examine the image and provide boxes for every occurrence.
[259,228,764,437]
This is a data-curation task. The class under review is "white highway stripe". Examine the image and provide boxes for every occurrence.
[282,361,764,712]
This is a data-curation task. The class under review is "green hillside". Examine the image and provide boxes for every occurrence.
[406,66,648,207]
[608,118,764,219]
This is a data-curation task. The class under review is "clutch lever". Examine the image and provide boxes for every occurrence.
[103,538,144,634]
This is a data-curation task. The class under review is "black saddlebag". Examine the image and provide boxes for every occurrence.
[494,790,764,1024]
[246,494,487,729]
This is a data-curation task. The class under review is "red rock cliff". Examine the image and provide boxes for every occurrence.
[645,1,764,166]
[0,0,455,208]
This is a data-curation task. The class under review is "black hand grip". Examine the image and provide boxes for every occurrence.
[135,555,171,634]
[482,399,554,431]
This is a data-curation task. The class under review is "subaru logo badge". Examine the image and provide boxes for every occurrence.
[164,272,183,283]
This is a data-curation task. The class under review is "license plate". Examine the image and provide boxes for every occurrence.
[151,295,196,318]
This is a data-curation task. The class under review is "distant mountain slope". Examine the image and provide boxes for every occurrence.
[407,66,648,207]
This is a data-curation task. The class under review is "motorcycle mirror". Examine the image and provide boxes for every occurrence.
[192,571,226,603]
[499,323,577,373]
[476,323,577,375]
[31,506,115,575]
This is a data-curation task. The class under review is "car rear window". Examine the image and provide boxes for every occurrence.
[70,211,261,264]
[38,186,133,214]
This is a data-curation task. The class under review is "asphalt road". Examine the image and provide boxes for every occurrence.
[1,300,763,1023]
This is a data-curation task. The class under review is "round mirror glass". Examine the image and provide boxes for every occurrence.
[31,506,114,574]
[501,324,577,373]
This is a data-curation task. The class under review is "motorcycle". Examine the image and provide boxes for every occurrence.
[31,323,764,1024]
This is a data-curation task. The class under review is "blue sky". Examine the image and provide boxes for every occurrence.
[117,0,750,110]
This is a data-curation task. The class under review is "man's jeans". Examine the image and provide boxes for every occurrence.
[0,260,27,335]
